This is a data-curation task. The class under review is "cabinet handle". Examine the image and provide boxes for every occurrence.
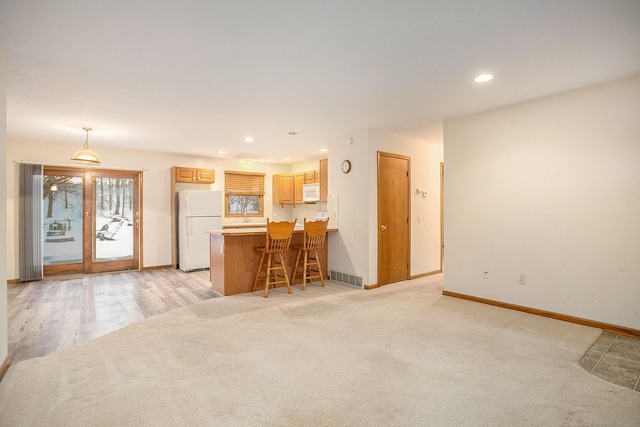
[380,225,387,231]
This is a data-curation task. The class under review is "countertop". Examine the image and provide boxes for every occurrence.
[222,223,268,229]
[207,227,338,236]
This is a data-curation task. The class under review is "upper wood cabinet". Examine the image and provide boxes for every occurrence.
[304,170,321,184]
[174,167,215,184]
[273,173,305,205]
[273,174,294,205]
[319,158,328,202]
[273,159,327,205]
[294,173,304,204]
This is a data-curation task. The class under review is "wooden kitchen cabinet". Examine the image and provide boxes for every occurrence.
[319,158,328,202]
[294,173,304,204]
[304,170,320,184]
[273,173,305,205]
[174,167,215,184]
[274,161,327,205]
[273,174,294,205]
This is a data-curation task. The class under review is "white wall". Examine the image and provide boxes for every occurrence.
[328,129,443,286]
[5,140,303,280]
[443,75,640,330]
[327,129,372,284]
[1,45,8,365]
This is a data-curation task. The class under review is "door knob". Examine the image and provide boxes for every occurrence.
[380,225,387,231]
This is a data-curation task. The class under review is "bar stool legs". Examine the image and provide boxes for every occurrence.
[292,247,325,290]
[252,250,292,298]
[291,218,328,290]
[252,218,296,298]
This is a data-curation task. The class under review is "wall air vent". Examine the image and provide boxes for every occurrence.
[330,270,364,289]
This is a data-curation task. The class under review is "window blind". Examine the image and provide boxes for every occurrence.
[224,171,265,195]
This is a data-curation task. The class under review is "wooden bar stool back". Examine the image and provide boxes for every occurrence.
[291,218,329,290]
[252,218,296,298]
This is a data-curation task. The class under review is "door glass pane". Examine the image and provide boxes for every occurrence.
[43,175,83,265]
[94,177,134,261]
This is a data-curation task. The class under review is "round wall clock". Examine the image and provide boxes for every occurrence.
[341,160,352,174]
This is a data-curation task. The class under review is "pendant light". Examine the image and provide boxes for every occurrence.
[71,127,102,165]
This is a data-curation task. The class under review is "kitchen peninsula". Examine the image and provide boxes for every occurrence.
[207,226,337,296]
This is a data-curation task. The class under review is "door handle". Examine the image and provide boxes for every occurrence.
[380,225,387,231]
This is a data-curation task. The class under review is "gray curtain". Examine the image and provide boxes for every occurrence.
[19,163,43,282]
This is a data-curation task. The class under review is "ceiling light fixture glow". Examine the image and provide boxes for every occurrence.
[217,150,225,154]
[320,148,328,152]
[474,74,494,83]
[243,137,253,142]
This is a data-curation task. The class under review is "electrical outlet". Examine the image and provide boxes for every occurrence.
[483,271,489,279]
[518,274,526,285]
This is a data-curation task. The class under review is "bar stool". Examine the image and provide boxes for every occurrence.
[252,219,296,298]
[291,218,329,290]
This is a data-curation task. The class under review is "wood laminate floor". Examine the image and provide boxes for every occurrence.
[7,269,218,365]
[580,331,640,392]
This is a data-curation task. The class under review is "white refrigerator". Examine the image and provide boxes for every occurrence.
[178,190,222,272]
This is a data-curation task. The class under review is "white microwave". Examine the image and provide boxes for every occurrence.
[302,183,320,203]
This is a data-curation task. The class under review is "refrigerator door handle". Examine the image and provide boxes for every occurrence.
[185,217,190,247]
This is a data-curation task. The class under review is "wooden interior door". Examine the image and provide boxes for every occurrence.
[377,152,410,286]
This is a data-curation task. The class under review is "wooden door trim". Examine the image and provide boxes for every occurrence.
[377,151,411,286]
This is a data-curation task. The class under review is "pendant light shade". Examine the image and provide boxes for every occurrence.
[71,127,102,165]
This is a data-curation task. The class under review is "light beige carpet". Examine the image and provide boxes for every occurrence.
[1,275,639,426]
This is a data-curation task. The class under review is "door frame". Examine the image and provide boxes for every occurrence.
[440,162,444,272]
[88,170,142,274]
[42,166,143,276]
[377,151,411,286]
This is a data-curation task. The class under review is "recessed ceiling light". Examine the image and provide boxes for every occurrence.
[320,148,328,152]
[243,137,253,142]
[284,158,291,161]
[288,131,298,135]
[474,74,494,83]
[217,150,225,154]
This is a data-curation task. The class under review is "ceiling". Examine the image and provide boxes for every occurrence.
[1,1,639,164]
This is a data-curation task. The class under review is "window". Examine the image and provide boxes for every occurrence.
[224,171,265,217]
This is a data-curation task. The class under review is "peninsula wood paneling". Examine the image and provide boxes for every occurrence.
[209,230,332,296]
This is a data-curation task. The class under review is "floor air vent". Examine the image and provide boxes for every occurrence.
[330,270,364,288]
